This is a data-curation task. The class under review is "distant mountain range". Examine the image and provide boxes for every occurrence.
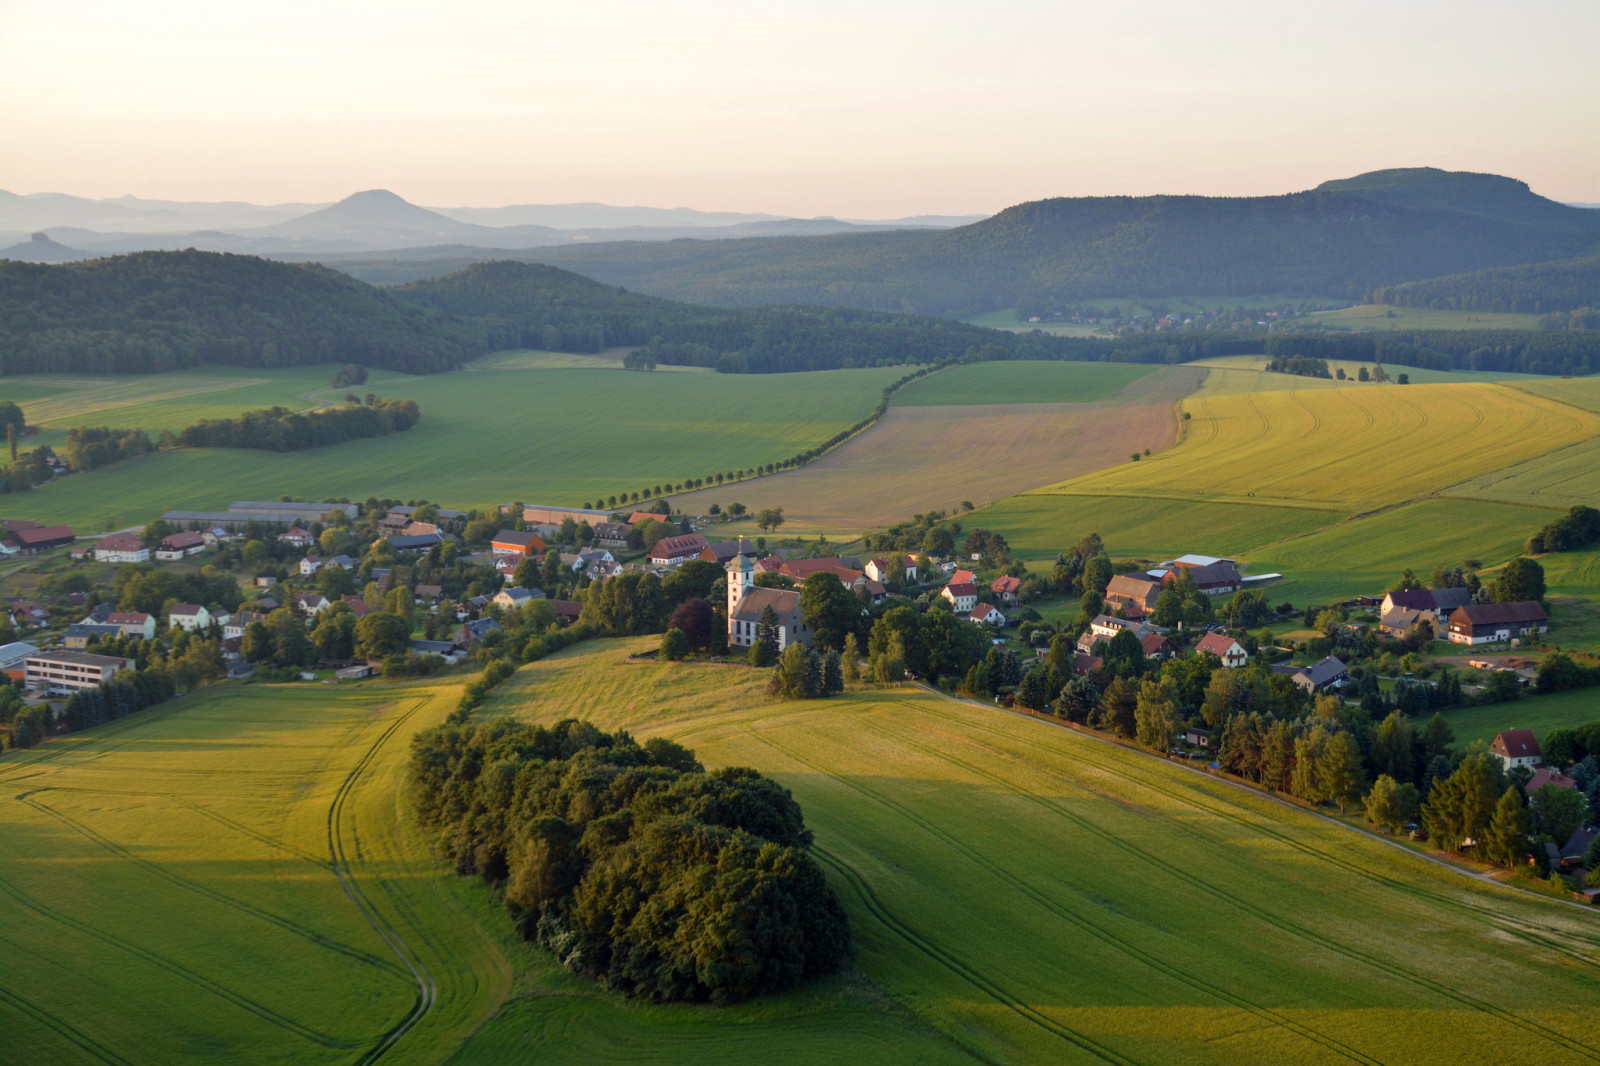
[0,188,985,259]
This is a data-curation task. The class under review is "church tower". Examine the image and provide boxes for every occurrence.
[726,551,754,622]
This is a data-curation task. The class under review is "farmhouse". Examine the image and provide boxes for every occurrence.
[726,553,809,651]
[299,556,324,576]
[969,603,1005,626]
[1141,633,1179,660]
[698,538,759,566]
[1446,602,1548,645]
[155,531,206,560]
[1090,614,1150,642]
[340,595,370,616]
[294,593,330,615]
[493,586,545,610]
[8,525,76,555]
[280,527,314,548]
[1195,632,1249,668]
[1105,574,1163,614]
[491,529,547,556]
[167,604,211,632]
[941,582,978,614]
[1381,587,1472,624]
[1489,729,1543,771]
[455,617,502,648]
[1379,606,1430,637]
[991,575,1022,605]
[25,649,131,695]
[1285,656,1348,693]
[592,522,633,548]
[1162,560,1243,594]
[649,533,709,567]
[865,555,920,583]
[94,534,149,564]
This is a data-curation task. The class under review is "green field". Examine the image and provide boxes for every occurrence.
[459,639,1600,1064]
[960,310,1106,336]
[1439,686,1600,749]
[1189,354,1560,388]
[6,362,907,530]
[892,360,1156,406]
[1308,304,1543,331]
[0,680,511,1065]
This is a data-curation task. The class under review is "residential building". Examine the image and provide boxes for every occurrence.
[64,623,122,649]
[167,604,212,632]
[340,595,370,616]
[280,527,314,548]
[1381,587,1472,625]
[493,586,545,610]
[8,600,50,628]
[1286,656,1348,693]
[551,600,584,625]
[650,533,710,567]
[94,534,149,564]
[388,533,445,552]
[941,582,978,614]
[1141,633,1179,660]
[1525,768,1579,795]
[104,611,156,640]
[1379,606,1430,637]
[299,556,324,576]
[698,538,759,566]
[1163,560,1243,594]
[155,531,206,560]
[1089,614,1150,642]
[25,650,131,695]
[1183,727,1213,749]
[1195,633,1249,668]
[410,639,463,662]
[491,529,547,556]
[991,575,1023,605]
[969,602,1005,626]
[328,554,356,570]
[455,617,502,647]
[294,593,330,615]
[725,553,809,650]
[1447,602,1549,645]
[577,548,615,567]
[1489,730,1543,771]
[592,522,633,548]
[225,610,267,639]
[1106,574,1163,614]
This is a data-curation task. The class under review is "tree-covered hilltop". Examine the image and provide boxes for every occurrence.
[1371,256,1600,315]
[498,169,1600,317]
[0,250,478,375]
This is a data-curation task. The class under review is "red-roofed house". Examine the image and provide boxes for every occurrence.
[941,582,977,613]
[649,533,709,566]
[105,611,155,639]
[341,595,371,616]
[1447,602,1549,645]
[969,602,1006,626]
[1141,633,1179,660]
[1195,633,1248,668]
[949,569,976,585]
[280,527,314,548]
[156,531,206,560]
[1490,730,1543,771]
[991,575,1023,605]
[94,534,148,563]
[491,529,546,556]
[629,511,671,526]
[1525,768,1579,795]
[10,525,75,555]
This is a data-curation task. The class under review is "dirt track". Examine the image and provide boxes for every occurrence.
[670,365,1203,530]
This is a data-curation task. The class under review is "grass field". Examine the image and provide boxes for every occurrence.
[960,310,1105,336]
[0,679,512,1066]
[892,360,1155,406]
[462,638,1600,1064]
[6,363,907,531]
[1037,381,1600,511]
[1308,304,1543,331]
[669,366,1202,532]
[1439,687,1600,749]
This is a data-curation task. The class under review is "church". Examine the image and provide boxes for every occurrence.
[725,552,811,650]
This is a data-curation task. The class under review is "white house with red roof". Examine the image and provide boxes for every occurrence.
[155,531,206,560]
[968,602,1006,626]
[294,592,331,615]
[941,581,978,613]
[1490,729,1543,771]
[649,533,709,567]
[167,603,212,632]
[280,527,314,548]
[991,575,1023,605]
[104,611,156,640]
[1195,632,1248,668]
[94,534,149,564]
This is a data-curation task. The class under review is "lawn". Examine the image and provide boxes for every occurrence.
[0,679,511,1066]
[1440,687,1600,749]
[1040,381,1600,511]
[5,363,907,531]
[1307,304,1543,331]
[891,360,1156,406]
[462,638,1600,1064]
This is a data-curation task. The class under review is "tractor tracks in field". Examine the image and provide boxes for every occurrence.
[326,698,440,1065]
[0,975,135,1066]
[743,725,1386,1066]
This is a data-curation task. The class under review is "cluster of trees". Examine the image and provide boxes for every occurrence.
[63,426,155,472]
[173,398,420,451]
[1405,752,1595,869]
[408,718,849,1003]
[578,562,725,639]
[1370,256,1600,315]
[1264,354,1331,378]
[767,641,845,699]
[1526,505,1600,555]
[331,364,368,387]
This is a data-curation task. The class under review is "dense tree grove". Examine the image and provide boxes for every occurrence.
[408,719,849,1003]
[1371,256,1600,314]
[64,426,155,471]
[1264,354,1331,378]
[1526,505,1600,555]
[173,398,420,451]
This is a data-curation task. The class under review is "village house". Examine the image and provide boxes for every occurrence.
[592,522,633,548]
[1162,559,1244,594]
[167,604,212,632]
[1378,605,1430,637]
[698,538,759,566]
[300,556,324,576]
[225,609,267,639]
[387,533,445,552]
[1141,633,1179,660]
[64,623,123,649]
[1446,602,1549,645]
[864,555,920,584]
[94,533,149,564]
[493,557,520,584]
[941,581,978,614]
[155,531,206,560]
[1489,729,1543,771]
[8,600,50,628]
[341,595,370,617]
[491,529,547,556]
[649,533,710,567]
[294,593,331,616]
[577,547,614,567]
[7,525,76,555]
[1195,632,1249,668]
[725,553,809,651]
[969,602,1006,626]
[25,649,132,695]
[1381,587,1472,626]
[409,638,463,663]
[1105,573,1163,615]
[1525,767,1579,795]
[102,610,156,639]
[455,617,502,648]
[493,586,545,610]
[279,527,314,548]
[991,575,1023,606]
[1183,727,1213,749]
[551,600,584,626]
[1089,614,1150,643]
[1284,656,1348,693]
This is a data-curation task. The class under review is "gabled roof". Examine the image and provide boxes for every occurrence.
[1526,768,1579,795]
[491,529,544,548]
[1140,632,1176,655]
[949,569,976,585]
[106,611,151,625]
[14,524,74,546]
[1491,729,1542,759]
[1563,823,1599,858]
[1195,632,1244,657]
[168,603,205,616]
[944,581,977,598]
[1174,561,1243,587]
[1106,573,1162,601]
[629,511,670,526]
[650,533,709,558]
[970,603,1001,622]
[992,575,1022,594]
[1453,601,1548,625]
[95,533,146,551]
[730,586,801,624]
[1295,657,1348,686]
[702,538,759,563]
[159,531,206,549]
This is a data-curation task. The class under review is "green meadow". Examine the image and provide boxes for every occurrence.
[1439,686,1600,750]
[1308,304,1543,331]
[6,361,906,530]
[891,360,1155,406]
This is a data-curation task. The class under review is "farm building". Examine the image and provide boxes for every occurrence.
[1162,560,1243,594]
[649,533,710,566]
[698,538,760,565]
[1381,587,1472,624]
[1489,730,1542,771]
[519,504,614,527]
[6,525,76,555]
[491,529,547,556]
[1446,602,1548,645]
[1525,768,1579,795]
[725,553,809,651]
[1106,574,1163,614]
[493,587,545,609]
[94,534,149,564]
[279,527,314,548]
[25,649,131,695]
[1195,633,1249,668]
[155,531,207,560]
[387,533,445,552]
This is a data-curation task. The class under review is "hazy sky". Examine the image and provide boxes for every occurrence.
[2,0,1595,216]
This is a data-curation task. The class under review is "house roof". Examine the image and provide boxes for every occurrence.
[730,586,801,624]
[944,581,977,598]
[95,533,146,552]
[410,639,457,655]
[491,529,544,548]
[1296,657,1348,686]
[14,524,74,546]
[1491,729,1541,759]
[551,599,583,619]
[1,520,42,533]
[388,533,445,550]
[970,603,1001,622]
[106,611,151,625]
[282,527,311,538]
[593,522,633,539]
[1526,768,1579,795]
[1453,601,1549,626]
[66,622,122,638]
[295,593,328,607]
[1141,632,1176,655]
[1563,823,1599,858]
[1172,554,1232,568]
[1196,632,1243,657]
[702,538,759,563]
[1381,606,1427,628]
[992,575,1022,594]
[341,595,370,615]
[169,603,205,616]
[1106,574,1162,602]
[1431,587,1472,610]
[1174,561,1243,587]
[629,511,669,526]
[159,531,205,550]
[949,569,976,584]
[460,617,502,637]
[651,533,709,558]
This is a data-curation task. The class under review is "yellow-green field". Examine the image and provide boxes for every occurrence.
[462,639,1600,1064]
[1308,304,1544,331]
[1036,381,1600,511]
[1188,355,1558,389]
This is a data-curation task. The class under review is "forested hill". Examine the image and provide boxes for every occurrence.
[479,168,1600,317]
[0,253,1078,377]
[1372,256,1600,315]
[0,251,477,375]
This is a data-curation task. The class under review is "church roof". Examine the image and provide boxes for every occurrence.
[731,586,801,624]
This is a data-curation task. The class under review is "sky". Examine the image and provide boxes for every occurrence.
[2,0,1596,217]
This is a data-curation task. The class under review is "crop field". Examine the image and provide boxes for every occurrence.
[466,638,1600,1064]
[1518,377,1600,413]
[6,363,907,531]
[0,680,512,1066]
[1038,381,1600,512]
[1188,355,1557,389]
[1443,435,1600,509]
[1308,304,1543,331]
[892,360,1156,406]
[668,366,1202,532]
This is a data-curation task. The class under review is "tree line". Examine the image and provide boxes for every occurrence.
[1371,256,1600,315]
[173,397,420,451]
[408,718,849,1003]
